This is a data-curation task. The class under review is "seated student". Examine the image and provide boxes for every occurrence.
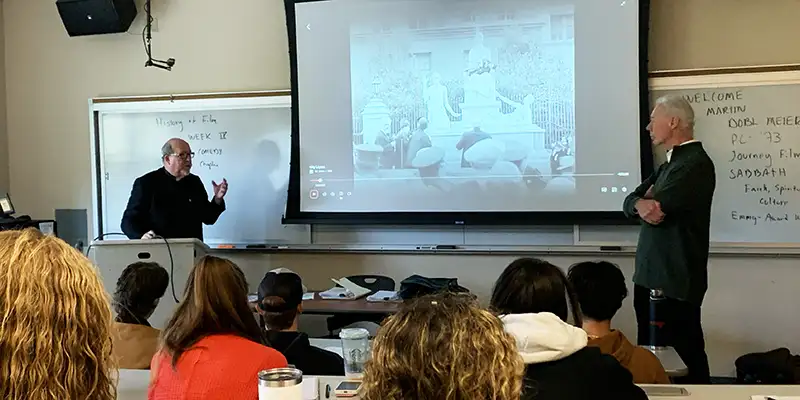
[149,255,287,400]
[361,293,524,400]
[111,261,169,369]
[256,269,345,376]
[0,229,115,400]
[568,261,670,384]
[490,258,647,400]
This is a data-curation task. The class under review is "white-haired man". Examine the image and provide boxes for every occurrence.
[121,138,227,241]
[623,95,715,383]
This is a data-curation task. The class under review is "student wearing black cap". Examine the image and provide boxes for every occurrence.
[257,270,345,376]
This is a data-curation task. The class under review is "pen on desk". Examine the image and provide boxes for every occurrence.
[325,384,330,398]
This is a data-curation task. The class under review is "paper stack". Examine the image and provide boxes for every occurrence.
[318,278,371,300]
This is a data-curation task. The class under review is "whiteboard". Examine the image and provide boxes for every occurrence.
[87,73,800,254]
[90,92,311,246]
[650,70,800,244]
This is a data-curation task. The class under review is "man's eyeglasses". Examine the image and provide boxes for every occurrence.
[171,152,194,160]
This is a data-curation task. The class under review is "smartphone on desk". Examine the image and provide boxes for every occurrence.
[641,386,689,396]
[334,380,362,397]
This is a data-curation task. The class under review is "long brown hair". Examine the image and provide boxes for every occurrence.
[0,228,116,400]
[361,293,524,400]
[161,255,264,366]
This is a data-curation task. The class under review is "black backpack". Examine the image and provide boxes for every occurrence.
[735,348,799,384]
[397,275,469,300]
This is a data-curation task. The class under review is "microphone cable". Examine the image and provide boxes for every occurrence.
[85,232,178,303]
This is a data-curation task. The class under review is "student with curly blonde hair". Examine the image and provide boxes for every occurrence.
[361,293,524,400]
[0,228,116,400]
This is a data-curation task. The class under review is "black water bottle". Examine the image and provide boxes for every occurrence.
[649,288,667,348]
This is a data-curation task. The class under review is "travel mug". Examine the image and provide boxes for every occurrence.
[258,367,303,400]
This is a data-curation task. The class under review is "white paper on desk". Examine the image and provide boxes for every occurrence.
[367,290,399,302]
[319,278,370,300]
[303,377,318,399]
[333,278,371,298]
[302,292,315,300]
[318,287,353,300]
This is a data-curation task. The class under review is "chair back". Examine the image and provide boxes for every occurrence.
[346,275,395,294]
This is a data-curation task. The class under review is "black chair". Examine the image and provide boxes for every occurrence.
[345,275,395,293]
[326,275,395,336]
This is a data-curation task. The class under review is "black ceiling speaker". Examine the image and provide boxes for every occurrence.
[56,0,138,37]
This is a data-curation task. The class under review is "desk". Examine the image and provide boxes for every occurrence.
[302,297,402,315]
[310,338,345,348]
[309,338,350,358]
[642,385,800,399]
[645,346,689,378]
[312,381,800,400]
[115,371,800,400]
[117,369,149,400]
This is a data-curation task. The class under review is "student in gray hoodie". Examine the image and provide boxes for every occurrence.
[491,258,647,400]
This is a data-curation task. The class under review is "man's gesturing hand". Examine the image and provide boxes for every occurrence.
[212,178,228,204]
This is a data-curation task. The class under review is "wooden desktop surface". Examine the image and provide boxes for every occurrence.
[302,297,402,315]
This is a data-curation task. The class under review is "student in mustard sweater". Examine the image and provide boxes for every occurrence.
[568,261,670,384]
[149,256,287,400]
[111,261,169,369]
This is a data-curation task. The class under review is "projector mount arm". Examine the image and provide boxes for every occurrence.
[143,0,175,71]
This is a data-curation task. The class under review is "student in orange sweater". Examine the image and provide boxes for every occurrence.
[149,255,287,400]
[568,261,670,384]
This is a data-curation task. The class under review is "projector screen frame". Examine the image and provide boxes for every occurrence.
[283,0,654,225]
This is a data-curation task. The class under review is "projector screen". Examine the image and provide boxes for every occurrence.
[285,0,650,222]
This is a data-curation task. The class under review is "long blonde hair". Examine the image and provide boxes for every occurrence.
[361,293,524,400]
[0,229,116,400]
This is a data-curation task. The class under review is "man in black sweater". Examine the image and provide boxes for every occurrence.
[121,138,227,241]
[623,95,715,384]
[257,270,345,376]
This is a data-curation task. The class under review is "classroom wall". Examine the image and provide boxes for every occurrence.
[4,0,800,377]
[0,6,7,195]
[5,0,800,220]
[647,0,800,70]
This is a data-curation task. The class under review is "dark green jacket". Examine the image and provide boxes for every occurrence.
[623,142,715,305]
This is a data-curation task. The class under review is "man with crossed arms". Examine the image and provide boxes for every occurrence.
[623,95,716,383]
